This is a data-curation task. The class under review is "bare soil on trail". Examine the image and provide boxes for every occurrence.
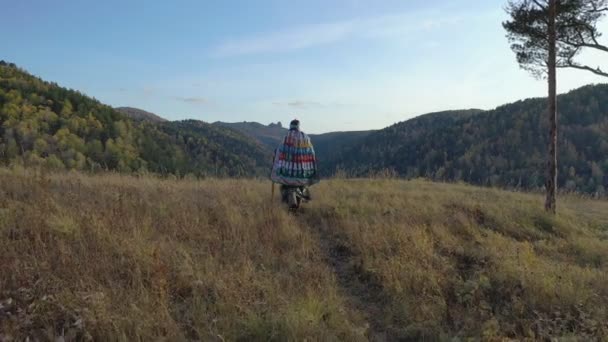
[302,208,398,341]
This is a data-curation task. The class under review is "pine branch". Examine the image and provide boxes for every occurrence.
[531,0,548,9]
[562,40,608,52]
[589,1,608,13]
[580,42,608,52]
[559,32,608,52]
[559,60,608,77]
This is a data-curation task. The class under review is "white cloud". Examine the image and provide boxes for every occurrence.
[211,10,463,57]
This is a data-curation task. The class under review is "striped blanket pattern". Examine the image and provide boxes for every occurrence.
[270,130,319,186]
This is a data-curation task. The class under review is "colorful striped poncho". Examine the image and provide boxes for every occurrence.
[270,129,319,186]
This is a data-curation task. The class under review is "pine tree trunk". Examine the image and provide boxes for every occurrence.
[545,0,558,214]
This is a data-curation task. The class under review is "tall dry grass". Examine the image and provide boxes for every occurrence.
[0,168,607,340]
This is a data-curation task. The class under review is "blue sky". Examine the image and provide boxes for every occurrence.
[2,0,607,133]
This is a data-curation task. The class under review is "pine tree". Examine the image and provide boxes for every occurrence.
[503,0,608,212]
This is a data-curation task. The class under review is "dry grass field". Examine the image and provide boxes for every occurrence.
[1,168,607,340]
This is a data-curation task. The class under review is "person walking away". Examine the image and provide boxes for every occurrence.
[270,119,319,209]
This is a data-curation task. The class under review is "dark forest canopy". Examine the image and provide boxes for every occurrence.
[324,86,608,195]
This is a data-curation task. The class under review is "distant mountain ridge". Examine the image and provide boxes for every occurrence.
[115,106,167,122]
[213,121,287,150]
[212,121,376,167]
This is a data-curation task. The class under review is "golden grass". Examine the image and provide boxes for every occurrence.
[0,169,607,340]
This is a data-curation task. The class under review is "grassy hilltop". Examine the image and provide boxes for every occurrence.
[1,168,607,340]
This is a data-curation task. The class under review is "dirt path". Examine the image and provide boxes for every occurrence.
[301,209,396,341]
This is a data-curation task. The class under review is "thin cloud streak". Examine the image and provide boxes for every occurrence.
[174,96,208,104]
[288,100,323,108]
[273,100,338,109]
[271,100,353,110]
[211,10,463,57]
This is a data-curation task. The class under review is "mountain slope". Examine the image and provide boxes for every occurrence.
[213,121,375,167]
[327,87,608,194]
[310,130,375,171]
[325,109,483,175]
[150,120,271,176]
[213,121,287,150]
[115,106,167,122]
[0,62,270,176]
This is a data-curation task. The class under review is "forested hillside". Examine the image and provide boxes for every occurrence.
[324,109,483,176]
[4,61,608,192]
[0,62,270,176]
[311,130,374,171]
[213,121,286,150]
[115,106,167,122]
[327,86,608,195]
[213,121,375,171]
